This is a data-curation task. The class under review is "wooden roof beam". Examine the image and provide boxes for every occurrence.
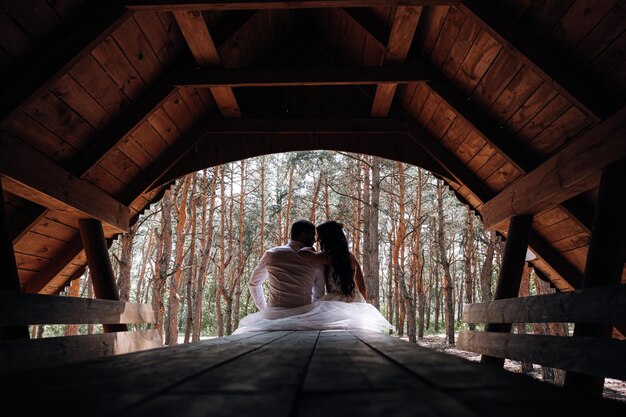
[166,64,436,87]
[370,6,423,118]
[0,136,130,233]
[126,1,461,12]
[481,106,626,231]
[0,8,133,127]
[151,130,451,188]
[458,1,607,122]
[174,9,241,117]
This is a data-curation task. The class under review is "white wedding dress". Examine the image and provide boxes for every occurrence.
[233,269,394,334]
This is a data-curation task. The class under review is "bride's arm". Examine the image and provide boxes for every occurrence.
[297,248,330,265]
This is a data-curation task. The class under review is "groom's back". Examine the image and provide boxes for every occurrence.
[264,244,323,308]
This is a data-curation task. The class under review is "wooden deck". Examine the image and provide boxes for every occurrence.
[6,330,625,416]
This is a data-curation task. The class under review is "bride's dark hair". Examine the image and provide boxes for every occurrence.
[316,220,355,297]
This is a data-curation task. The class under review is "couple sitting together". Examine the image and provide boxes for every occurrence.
[233,220,393,334]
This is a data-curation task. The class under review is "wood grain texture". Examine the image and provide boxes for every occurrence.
[0,329,163,375]
[463,284,626,324]
[4,330,624,416]
[0,136,130,233]
[457,331,626,380]
[481,106,626,230]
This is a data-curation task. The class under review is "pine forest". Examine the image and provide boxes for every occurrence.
[34,151,566,352]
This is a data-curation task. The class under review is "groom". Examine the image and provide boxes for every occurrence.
[248,219,325,310]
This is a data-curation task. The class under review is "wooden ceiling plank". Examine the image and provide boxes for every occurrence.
[0,8,133,127]
[126,1,461,12]
[369,6,423,117]
[0,136,130,233]
[174,10,242,117]
[426,79,594,233]
[26,236,85,294]
[167,64,435,87]
[458,1,606,122]
[481,106,626,231]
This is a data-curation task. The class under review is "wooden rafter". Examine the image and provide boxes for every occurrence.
[371,6,423,117]
[0,8,133,127]
[481,106,626,231]
[126,1,461,12]
[425,79,594,233]
[166,64,436,87]
[8,85,176,244]
[174,10,242,118]
[458,1,606,122]
[328,11,586,289]
[0,136,130,233]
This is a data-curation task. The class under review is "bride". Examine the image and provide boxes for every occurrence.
[233,220,393,334]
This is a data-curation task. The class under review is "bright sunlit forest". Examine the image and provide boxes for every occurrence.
[34,151,564,348]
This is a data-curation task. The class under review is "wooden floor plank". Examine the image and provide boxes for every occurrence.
[122,331,320,416]
[351,331,626,416]
[3,330,624,417]
[299,331,478,417]
[5,331,291,417]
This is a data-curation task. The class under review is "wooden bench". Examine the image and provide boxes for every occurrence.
[0,290,163,374]
[457,284,626,381]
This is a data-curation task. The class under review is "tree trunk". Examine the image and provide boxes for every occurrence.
[369,157,381,308]
[193,167,218,341]
[310,172,323,223]
[118,224,137,302]
[184,174,198,344]
[168,176,192,345]
[436,181,455,345]
[464,208,475,331]
[136,227,155,303]
[233,161,246,332]
[216,167,227,337]
[324,176,331,220]
[153,189,173,343]
[479,231,496,302]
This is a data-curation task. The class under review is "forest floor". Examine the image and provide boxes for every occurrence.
[410,333,626,403]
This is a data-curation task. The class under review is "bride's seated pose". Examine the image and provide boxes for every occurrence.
[233,220,393,334]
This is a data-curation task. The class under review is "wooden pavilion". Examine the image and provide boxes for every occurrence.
[1,1,625,415]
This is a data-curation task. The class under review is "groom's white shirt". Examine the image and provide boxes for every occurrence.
[249,240,325,310]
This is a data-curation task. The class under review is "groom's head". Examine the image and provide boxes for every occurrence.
[290,220,316,247]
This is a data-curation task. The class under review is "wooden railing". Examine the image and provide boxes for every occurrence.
[0,291,162,374]
[457,284,626,381]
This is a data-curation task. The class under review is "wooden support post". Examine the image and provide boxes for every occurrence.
[78,219,128,333]
[480,214,533,367]
[564,160,626,397]
[0,179,30,339]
